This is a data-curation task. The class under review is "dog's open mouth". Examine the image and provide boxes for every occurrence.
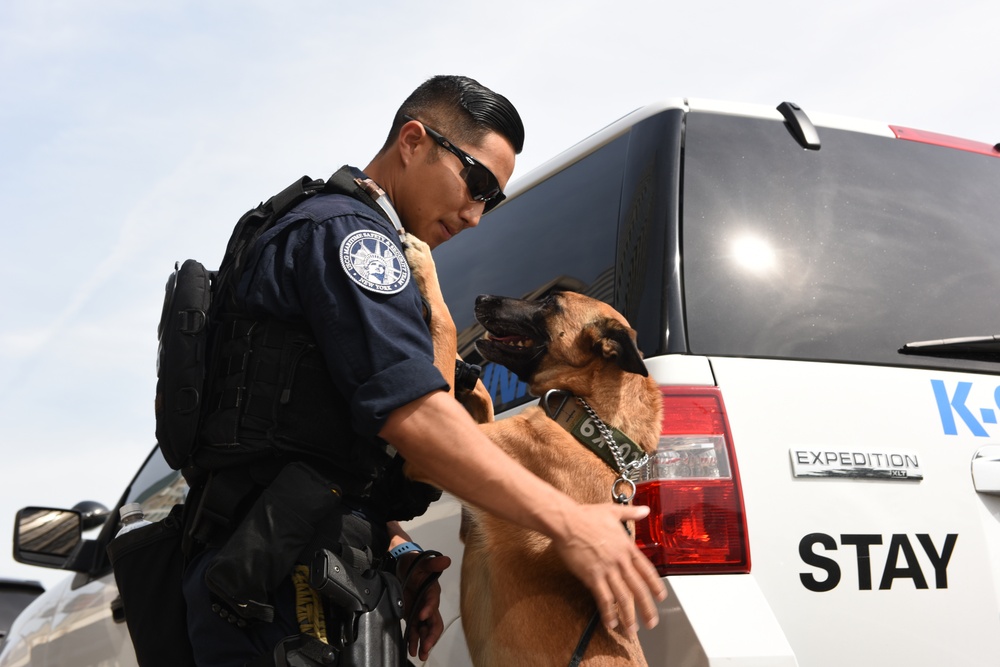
[476,325,546,364]
[473,295,550,377]
[485,333,537,349]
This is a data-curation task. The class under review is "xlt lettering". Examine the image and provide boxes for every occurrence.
[799,532,958,592]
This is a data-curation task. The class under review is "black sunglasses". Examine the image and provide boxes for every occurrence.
[402,115,506,212]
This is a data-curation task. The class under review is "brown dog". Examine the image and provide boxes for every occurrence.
[403,237,661,666]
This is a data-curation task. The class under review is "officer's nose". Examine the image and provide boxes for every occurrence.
[460,201,484,230]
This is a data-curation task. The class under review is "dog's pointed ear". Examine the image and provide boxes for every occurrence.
[595,318,649,377]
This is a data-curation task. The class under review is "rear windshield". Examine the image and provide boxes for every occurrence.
[434,136,628,411]
[436,135,628,350]
[682,111,1000,373]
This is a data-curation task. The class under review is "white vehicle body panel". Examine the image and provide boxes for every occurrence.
[709,356,1000,666]
[0,574,135,667]
[410,354,1000,665]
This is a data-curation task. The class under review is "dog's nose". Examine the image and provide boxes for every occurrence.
[475,294,499,307]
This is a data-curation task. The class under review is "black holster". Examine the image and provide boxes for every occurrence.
[315,547,406,666]
[204,461,342,622]
[249,549,407,667]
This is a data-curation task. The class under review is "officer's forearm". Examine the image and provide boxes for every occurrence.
[379,390,577,542]
[382,390,667,633]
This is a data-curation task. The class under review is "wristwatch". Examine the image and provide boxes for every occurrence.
[389,541,423,559]
[384,540,422,573]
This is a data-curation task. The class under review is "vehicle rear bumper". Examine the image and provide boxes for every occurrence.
[638,574,799,666]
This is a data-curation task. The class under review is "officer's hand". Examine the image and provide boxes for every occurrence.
[398,551,451,660]
[551,503,667,633]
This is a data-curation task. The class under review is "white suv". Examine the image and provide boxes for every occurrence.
[4,98,999,667]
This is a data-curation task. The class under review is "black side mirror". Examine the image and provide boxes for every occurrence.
[13,507,83,569]
[72,501,111,531]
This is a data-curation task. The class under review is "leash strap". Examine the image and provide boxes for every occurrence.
[568,611,601,667]
[401,550,444,648]
[566,517,635,667]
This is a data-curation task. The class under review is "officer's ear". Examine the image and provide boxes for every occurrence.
[397,119,425,166]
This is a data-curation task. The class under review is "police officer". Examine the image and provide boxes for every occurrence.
[182,75,667,667]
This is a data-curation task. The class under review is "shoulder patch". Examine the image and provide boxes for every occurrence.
[339,229,410,294]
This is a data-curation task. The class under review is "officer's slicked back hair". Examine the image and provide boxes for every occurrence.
[380,75,524,156]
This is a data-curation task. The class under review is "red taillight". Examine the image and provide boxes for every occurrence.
[889,125,1000,158]
[633,386,750,575]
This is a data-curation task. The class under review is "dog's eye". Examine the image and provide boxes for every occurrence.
[544,294,565,313]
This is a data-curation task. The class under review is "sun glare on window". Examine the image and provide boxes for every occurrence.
[731,235,776,274]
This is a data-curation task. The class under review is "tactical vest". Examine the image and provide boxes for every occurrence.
[192,168,439,519]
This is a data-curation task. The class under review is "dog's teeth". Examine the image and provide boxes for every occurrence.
[492,336,535,348]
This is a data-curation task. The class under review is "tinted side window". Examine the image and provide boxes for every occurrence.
[436,136,629,411]
[682,112,1000,372]
[124,448,188,523]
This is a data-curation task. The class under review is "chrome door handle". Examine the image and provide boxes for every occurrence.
[972,445,1000,494]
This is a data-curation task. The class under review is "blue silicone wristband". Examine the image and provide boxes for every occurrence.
[389,541,423,559]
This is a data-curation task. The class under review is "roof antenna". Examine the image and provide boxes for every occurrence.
[777,102,821,150]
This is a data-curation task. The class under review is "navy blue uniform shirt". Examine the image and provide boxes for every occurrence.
[234,169,448,438]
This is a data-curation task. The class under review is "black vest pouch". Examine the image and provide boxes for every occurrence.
[203,461,343,623]
[196,317,384,497]
[107,503,196,667]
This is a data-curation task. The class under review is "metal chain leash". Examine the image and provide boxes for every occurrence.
[575,397,649,504]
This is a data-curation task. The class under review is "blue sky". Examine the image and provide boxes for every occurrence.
[1,0,997,588]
